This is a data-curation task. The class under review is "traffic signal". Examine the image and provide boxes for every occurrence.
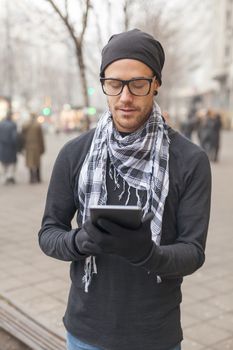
[42,107,51,116]
[87,87,95,96]
[87,107,96,116]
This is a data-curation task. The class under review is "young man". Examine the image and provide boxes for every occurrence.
[39,29,211,350]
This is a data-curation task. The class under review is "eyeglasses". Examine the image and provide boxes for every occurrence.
[100,76,156,96]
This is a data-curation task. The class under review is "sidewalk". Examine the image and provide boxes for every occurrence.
[0,130,233,350]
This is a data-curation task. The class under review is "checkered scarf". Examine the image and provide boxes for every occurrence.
[78,101,170,292]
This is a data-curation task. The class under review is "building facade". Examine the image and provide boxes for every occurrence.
[213,0,233,126]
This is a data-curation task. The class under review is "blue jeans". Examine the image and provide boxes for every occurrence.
[66,332,181,350]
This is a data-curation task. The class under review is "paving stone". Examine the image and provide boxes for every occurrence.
[0,277,28,293]
[54,289,70,303]
[35,279,68,293]
[184,300,223,321]
[181,312,200,328]
[184,323,231,347]
[212,337,233,350]
[18,271,51,284]
[181,293,197,307]
[10,265,40,277]
[208,312,233,332]
[23,295,64,315]
[181,337,205,350]
[6,286,45,302]
[0,270,9,280]
[205,278,233,294]
[208,291,233,312]
[182,283,216,302]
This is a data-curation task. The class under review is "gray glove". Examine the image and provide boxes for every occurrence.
[75,228,93,256]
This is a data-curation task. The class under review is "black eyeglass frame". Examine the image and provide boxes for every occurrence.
[100,76,156,96]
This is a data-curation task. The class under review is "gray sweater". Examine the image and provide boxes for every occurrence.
[38,127,211,350]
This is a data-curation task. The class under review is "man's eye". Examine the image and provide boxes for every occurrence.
[131,80,147,89]
[107,81,122,88]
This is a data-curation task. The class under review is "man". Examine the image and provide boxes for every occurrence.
[0,111,18,184]
[39,29,211,350]
[21,113,45,183]
[210,111,222,162]
[199,109,222,163]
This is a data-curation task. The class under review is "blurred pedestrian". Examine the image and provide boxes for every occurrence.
[196,108,206,140]
[39,29,211,350]
[180,106,198,140]
[198,109,222,162]
[209,111,222,162]
[21,113,45,183]
[0,111,18,185]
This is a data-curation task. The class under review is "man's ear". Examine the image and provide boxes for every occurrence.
[153,80,160,96]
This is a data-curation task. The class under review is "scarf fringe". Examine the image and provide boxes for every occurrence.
[83,256,97,293]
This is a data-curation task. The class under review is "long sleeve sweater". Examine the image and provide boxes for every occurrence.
[38,127,211,350]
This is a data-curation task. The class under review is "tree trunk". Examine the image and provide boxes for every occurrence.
[76,43,90,130]
[75,44,89,107]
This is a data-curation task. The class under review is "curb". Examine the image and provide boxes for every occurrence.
[0,295,66,350]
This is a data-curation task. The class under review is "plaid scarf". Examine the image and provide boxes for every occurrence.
[78,101,170,292]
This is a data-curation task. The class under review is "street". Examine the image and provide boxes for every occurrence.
[0,129,233,350]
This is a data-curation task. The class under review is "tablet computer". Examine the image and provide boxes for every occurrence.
[90,205,143,229]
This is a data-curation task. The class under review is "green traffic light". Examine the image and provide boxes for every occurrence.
[43,107,51,116]
[87,87,95,96]
[87,107,96,116]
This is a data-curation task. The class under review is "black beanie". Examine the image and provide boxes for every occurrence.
[100,29,165,85]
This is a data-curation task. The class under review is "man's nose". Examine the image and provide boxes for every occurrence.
[119,85,134,102]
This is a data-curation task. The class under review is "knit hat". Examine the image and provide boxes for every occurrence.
[100,29,165,85]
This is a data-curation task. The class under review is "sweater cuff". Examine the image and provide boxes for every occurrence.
[132,242,162,273]
[72,228,89,259]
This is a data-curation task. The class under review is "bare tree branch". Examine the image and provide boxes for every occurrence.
[123,0,129,31]
[65,0,68,19]
[123,0,134,30]
[107,0,112,37]
[91,2,104,52]
[80,0,91,44]
[18,1,69,44]
[45,0,78,45]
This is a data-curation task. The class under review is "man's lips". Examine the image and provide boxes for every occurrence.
[118,107,137,113]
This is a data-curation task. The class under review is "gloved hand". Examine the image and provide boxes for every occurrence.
[75,227,93,256]
[75,225,104,256]
[81,212,154,263]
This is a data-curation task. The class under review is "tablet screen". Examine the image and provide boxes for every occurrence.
[90,205,142,229]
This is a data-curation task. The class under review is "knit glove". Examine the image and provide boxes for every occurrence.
[75,228,94,256]
[75,225,108,256]
[81,212,154,263]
